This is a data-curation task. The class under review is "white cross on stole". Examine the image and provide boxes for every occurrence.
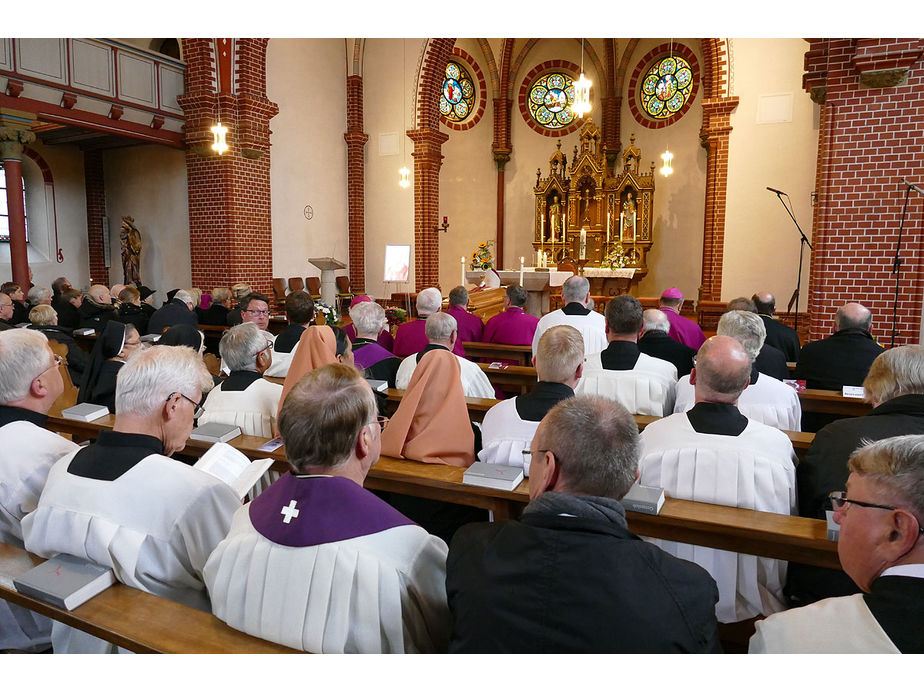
[280,499,300,524]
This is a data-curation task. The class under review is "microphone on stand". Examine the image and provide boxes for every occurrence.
[766,187,787,196]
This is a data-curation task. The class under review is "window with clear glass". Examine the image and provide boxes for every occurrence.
[0,167,28,242]
[440,61,476,123]
[527,72,576,130]
[640,55,694,120]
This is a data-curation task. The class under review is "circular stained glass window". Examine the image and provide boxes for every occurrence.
[440,61,476,123]
[640,56,694,120]
[528,72,576,130]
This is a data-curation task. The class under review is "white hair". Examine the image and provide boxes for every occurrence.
[27,285,51,304]
[219,322,266,371]
[717,310,766,361]
[350,301,386,337]
[0,329,52,403]
[115,345,213,417]
[416,287,443,316]
[173,289,195,308]
[561,276,590,304]
[426,312,457,342]
[642,309,671,334]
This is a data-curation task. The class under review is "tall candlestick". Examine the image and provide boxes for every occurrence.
[519,257,525,286]
[580,227,587,260]
[461,256,466,286]
[619,212,624,243]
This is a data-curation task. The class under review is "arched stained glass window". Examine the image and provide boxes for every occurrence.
[640,56,694,120]
[528,72,576,130]
[440,61,476,123]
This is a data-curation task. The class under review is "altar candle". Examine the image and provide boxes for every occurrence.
[580,227,587,260]
[520,257,525,286]
[551,221,556,244]
[620,212,624,242]
[461,256,466,286]
[541,214,545,239]
[606,212,610,245]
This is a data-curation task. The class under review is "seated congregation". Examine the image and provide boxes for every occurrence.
[0,274,922,654]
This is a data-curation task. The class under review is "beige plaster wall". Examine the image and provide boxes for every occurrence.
[724,38,818,311]
[103,145,190,296]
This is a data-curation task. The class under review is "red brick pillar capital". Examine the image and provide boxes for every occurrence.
[408,127,449,291]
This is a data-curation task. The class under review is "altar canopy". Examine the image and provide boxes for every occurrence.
[533,119,655,281]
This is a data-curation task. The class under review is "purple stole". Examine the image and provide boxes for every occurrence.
[353,342,396,370]
[249,473,415,547]
[663,307,707,350]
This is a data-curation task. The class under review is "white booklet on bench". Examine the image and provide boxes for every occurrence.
[193,442,274,498]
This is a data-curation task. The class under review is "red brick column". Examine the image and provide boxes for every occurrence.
[697,96,739,301]
[178,38,278,297]
[804,38,924,345]
[601,38,620,172]
[83,149,109,286]
[408,128,449,290]
[344,74,368,294]
[0,113,36,287]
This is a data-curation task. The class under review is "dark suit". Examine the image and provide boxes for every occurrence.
[447,496,721,653]
[793,328,884,390]
[148,298,198,335]
[78,299,117,330]
[755,343,789,381]
[52,297,81,330]
[638,330,696,377]
[199,303,230,326]
[759,313,800,363]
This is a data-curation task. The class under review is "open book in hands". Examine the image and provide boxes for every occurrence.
[193,442,274,499]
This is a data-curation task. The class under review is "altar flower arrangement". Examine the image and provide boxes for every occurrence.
[315,302,340,325]
[384,306,407,327]
[601,244,630,269]
[470,241,494,270]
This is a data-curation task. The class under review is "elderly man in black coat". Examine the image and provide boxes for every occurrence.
[752,291,801,363]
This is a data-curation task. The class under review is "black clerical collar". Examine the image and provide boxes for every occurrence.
[600,340,641,371]
[515,381,575,422]
[686,402,748,436]
[222,370,264,391]
[561,302,591,316]
[352,337,378,348]
[67,429,165,481]
[416,343,449,363]
[0,404,48,428]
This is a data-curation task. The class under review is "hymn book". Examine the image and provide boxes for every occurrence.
[621,483,666,515]
[189,422,242,443]
[61,403,109,422]
[13,553,115,611]
[462,461,524,491]
[193,442,274,498]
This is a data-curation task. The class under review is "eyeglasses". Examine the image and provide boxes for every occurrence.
[521,448,552,457]
[253,340,273,357]
[36,354,65,379]
[829,491,924,535]
[368,416,389,432]
[167,391,204,419]
[245,309,270,316]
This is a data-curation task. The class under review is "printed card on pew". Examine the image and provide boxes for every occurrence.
[61,402,109,422]
[462,461,524,491]
[193,442,274,498]
[621,483,665,515]
[189,422,242,443]
[13,553,115,610]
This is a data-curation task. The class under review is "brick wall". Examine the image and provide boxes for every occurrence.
[804,39,924,345]
[83,150,109,286]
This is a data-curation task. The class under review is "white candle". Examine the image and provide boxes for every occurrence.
[461,256,466,286]
[606,212,610,245]
[519,257,525,285]
[551,221,556,244]
[620,212,624,242]
[541,214,545,241]
[580,227,587,260]
[536,249,541,267]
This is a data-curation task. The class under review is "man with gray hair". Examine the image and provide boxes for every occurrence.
[640,335,797,624]
[479,325,583,473]
[787,345,924,608]
[147,287,198,334]
[751,434,924,653]
[482,284,540,356]
[724,297,788,380]
[673,310,802,431]
[447,395,721,652]
[78,284,117,330]
[350,300,402,388]
[22,345,241,653]
[204,363,450,653]
[0,329,76,652]
[531,275,606,357]
[638,308,696,377]
[446,285,484,343]
[199,322,282,438]
[394,287,465,358]
[794,301,885,391]
[395,312,494,398]
[26,285,52,308]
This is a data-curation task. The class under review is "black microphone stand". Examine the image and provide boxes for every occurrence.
[891,179,924,347]
[770,189,813,338]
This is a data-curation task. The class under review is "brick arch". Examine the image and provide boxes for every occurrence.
[415,38,456,131]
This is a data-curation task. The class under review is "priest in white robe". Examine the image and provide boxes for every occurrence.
[532,276,606,357]
[576,295,677,416]
[22,345,242,653]
[395,312,495,399]
[0,330,78,652]
[639,336,797,624]
[204,363,450,653]
[751,435,924,653]
[673,310,801,431]
[479,325,583,474]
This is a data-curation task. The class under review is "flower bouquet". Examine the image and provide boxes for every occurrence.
[601,245,630,269]
[315,302,340,325]
[384,306,407,327]
[470,241,494,270]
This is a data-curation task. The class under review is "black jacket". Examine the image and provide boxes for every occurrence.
[78,299,117,330]
[794,328,884,390]
[148,298,198,335]
[447,498,721,653]
[637,330,696,378]
[28,324,90,384]
[759,314,801,363]
[52,296,82,329]
[755,343,789,381]
[199,303,230,326]
[117,302,150,335]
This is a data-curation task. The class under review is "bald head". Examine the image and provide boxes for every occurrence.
[641,309,671,335]
[752,292,775,314]
[88,284,111,305]
[835,302,872,332]
[692,335,752,405]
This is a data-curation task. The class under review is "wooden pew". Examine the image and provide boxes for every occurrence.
[44,415,835,568]
[462,341,532,366]
[798,388,870,417]
[0,543,298,653]
[477,362,538,394]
